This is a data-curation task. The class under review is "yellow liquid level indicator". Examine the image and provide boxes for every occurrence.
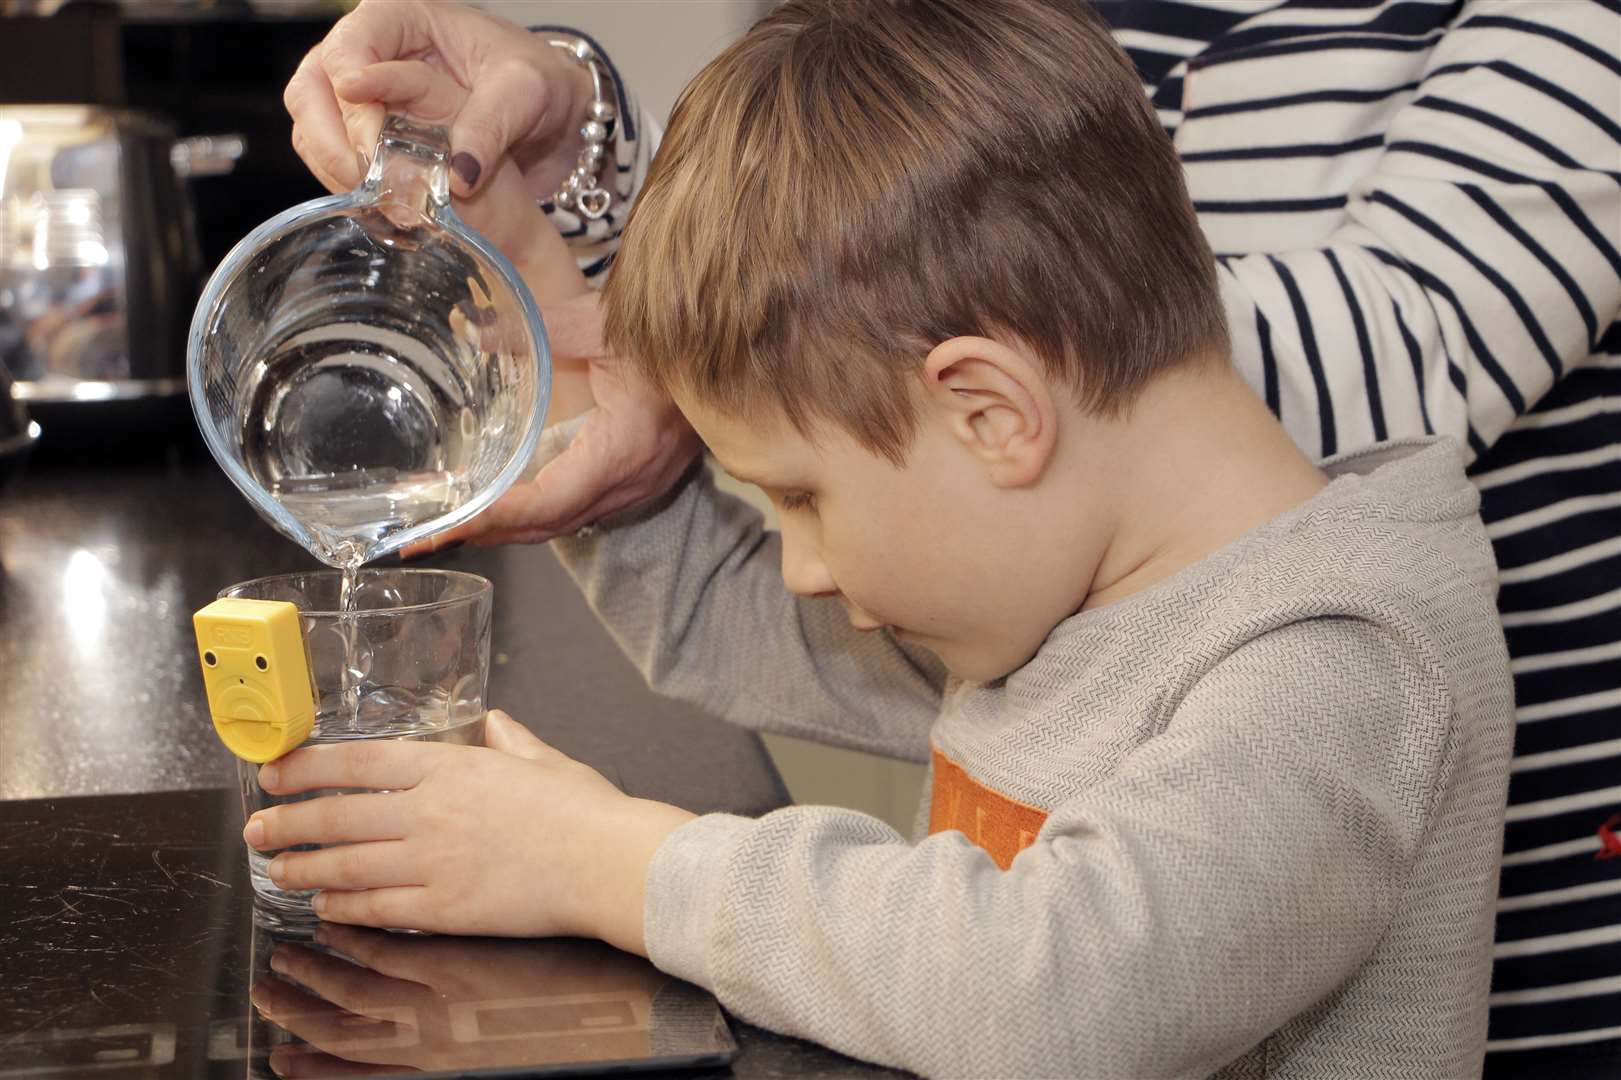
[193,598,317,762]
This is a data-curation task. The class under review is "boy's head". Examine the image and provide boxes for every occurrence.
[603,0,1234,679]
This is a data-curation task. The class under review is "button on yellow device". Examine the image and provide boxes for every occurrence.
[193,598,317,763]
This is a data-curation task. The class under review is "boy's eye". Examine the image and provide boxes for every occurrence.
[779,491,817,512]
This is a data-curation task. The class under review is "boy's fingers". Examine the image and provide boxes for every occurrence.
[246,791,406,852]
[271,839,417,893]
[253,977,404,1065]
[266,1044,394,1080]
[260,740,437,795]
[483,710,563,762]
[311,924,429,984]
[315,885,432,932]
[268,940,409,1020]
[399,522,478,561]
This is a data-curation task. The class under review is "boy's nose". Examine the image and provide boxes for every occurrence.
[780,527,837,599]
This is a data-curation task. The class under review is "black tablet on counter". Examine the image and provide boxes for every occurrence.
[2,924,737,1078]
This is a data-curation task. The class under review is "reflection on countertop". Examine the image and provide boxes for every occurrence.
[0,790,910,1078]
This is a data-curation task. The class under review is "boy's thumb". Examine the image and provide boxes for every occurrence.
[483,709,561,762]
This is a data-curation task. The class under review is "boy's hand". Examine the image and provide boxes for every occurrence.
[252,928,665,1074]
[243,711,695,954]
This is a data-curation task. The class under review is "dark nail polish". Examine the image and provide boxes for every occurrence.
[451,152,481,188]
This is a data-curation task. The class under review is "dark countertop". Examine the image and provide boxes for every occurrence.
[0,789,909,1079]
[0,447,908,1079]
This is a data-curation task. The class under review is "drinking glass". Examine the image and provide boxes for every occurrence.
[188,115,550,568]
[220,568,492,927]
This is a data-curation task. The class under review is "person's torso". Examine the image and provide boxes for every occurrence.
[925,438,1514,1075]
[1093,2,1621,1065]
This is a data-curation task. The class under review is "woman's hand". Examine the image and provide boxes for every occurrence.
[292,32,589,302]
[284,0,595,202]
[243,711,695,955]
[406,293,705,552]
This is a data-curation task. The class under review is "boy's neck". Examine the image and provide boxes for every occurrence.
[1076,358,1328,612]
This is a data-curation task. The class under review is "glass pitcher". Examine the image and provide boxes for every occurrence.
[187,115,550,568]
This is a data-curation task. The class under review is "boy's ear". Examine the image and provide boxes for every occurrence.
[921,336,1058,488]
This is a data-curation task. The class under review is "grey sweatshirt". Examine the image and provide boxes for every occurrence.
[550,434,1515,1079]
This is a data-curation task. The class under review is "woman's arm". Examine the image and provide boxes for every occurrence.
[1209,0,1620,461]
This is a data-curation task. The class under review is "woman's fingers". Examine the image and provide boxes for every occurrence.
[290,121,354,194]
[284,0,581,200]
[337,59,467,126]
[398,394,698,550]
[284,0,437,190]
[285,48,365,192]
[318,0,438,97]
[447,58,557,197]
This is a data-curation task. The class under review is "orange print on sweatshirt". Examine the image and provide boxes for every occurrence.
[928,747,1049,870]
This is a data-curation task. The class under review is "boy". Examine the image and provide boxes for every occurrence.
[246,1,1515,1074]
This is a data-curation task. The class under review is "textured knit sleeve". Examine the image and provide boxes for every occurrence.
[1211,0,1621,462]
[529,25,660,284]
[643,618,1458,1077]
[550,461,945,762]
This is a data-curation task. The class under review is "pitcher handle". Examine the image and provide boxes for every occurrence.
[361,115,452,223]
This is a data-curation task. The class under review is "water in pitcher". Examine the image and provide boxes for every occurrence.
[238,322,487,732]
[238,323,484,569]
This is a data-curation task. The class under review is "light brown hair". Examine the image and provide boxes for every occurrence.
[602,0,1228,462]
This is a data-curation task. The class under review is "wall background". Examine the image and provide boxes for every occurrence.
[470,0,929,833]
[468,0,772,121]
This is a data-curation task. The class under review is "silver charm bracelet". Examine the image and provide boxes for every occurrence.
[548,36,617,220]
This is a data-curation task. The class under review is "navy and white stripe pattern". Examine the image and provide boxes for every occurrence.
[531,25,657,283]
[1097,0,1621,1069]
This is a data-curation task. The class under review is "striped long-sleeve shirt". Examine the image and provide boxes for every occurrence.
[1087,0,1621,1071]
[554,1,1620,1071]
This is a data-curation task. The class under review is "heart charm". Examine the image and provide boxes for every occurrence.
[577,187,611,220]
